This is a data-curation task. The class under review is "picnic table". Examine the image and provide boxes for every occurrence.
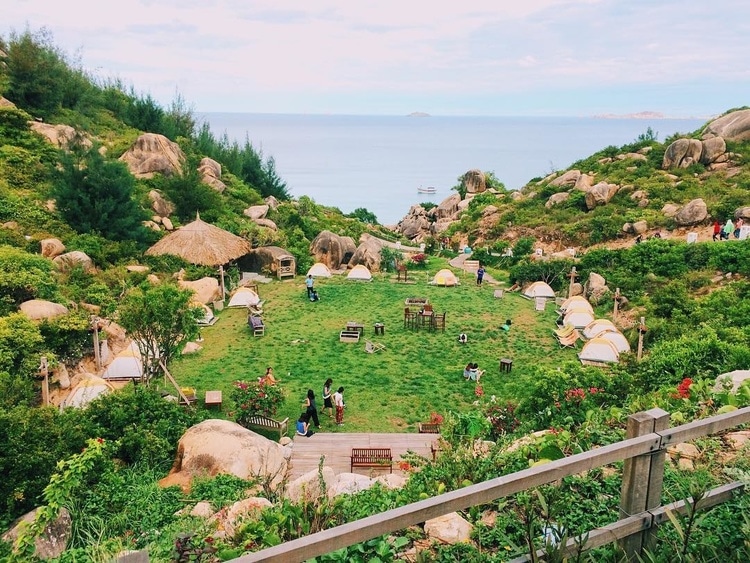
[346,321,365,336]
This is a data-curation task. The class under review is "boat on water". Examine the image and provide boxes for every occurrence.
[417,186,437,194]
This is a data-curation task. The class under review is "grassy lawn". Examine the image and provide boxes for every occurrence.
[169,260,577,434]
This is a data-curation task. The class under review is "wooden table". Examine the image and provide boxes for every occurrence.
[205,390,223,408]
[346,322,364,336]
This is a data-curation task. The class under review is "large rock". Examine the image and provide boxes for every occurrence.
[462,169,486,194]
[574,173,594,192]
[197,157,226,193]
[40,238,65,258]
[430,193,461,220]
[309,230,357,270]
[2,507,72,560]
[585,182,619,210]
[735,207,750,221]
[213,497,273,537]
[550,169,581,187]
[285,466,335,504]
[662,138,703,169]
[674,198,708,226]
[328,473,376,498]
[20,299,70,321]
[243,204,270,220]
[0,96,16,108]
[119,133,185,179]
[239,246,295,277]
[424,512,473,544]
[178,277,221,304]
[160,419,289,491]
[29,122,91,150]
[254,218,278,231]
[397,204,431,240]
[53,251,94,273]
[704,109,750,141]
[700,136,727,165]
[148,190,175,217]
[264,195,280,210]
[348,236,385,272]
[545,192,569,208]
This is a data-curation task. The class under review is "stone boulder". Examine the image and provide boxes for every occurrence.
[119,133,185,179]
[160,419,289,491]
[632,220,648,235]
[585,182,619,210]
[264,195,280,210]
[674,199,708,226]
[397,204,431,240]
[20,299,69,321]
[617,152,647,161]
[213,497,273,537]
[197,157,226,193]
[148,190,175,217]
[240,246,295,277]
[178,277,221,304]
[430,193,461,220]
[2,507,72,560]
[243,204,270,220]
[328,473,376,498]
[545,192,569,208]
[162,217,174,231]
[700,136,727,165]
[662,138,703,169]
[462,169,486,194]
[574,173,594,192]
[310,230,357,270]
[0,96,16,108]
[704,109,750,141]
[424,512,473,544]
[29,122,91,150]
[348,235,385,272]
[53,251,94,273]
[662,203,680,218]
[550,169,581,187]
[254,218,278,231]
[285,466,335,504]
[40,238,65,258]
[734,207,750,221]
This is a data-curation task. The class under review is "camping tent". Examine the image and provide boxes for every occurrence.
[307,262,332,278]
[598,330,631,353]
[582,319,618,340]
[102,355,143,380]
[578,338,620,365]
[227,287,261,308]
[61,375,115,409]
[194,302,216,326]
[430,268,460,286]
[559,296,593,313]
[563,308,596,329]
[523,281,556,299]
[347,264,372,281]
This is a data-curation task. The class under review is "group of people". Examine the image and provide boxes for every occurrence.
[463,362,484,382]
[713,218,744,241]
[296,378,346,437]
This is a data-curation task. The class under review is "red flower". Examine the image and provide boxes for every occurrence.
[475,385,484,397]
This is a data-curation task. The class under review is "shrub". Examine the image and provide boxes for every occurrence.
[231,380,285,423]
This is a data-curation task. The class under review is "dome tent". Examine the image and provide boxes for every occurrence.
[227,287,261,308]
[598,330,631,353]
[347,264,372,281]
[578,337,620,365]
[430,268,460,286]
[307,262,332,278]
[559,296,593,313]
[523,281,556,299]
[583,319,618,340]
[563,308,596,329]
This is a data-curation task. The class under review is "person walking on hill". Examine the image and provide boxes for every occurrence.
[322,378,333,418]
[302,389,320,428]
[735,218,744,239]
[305,274,315,297]
[712,220,722,241]
[476,265,485,286]
[722,218,734,240]
[333,386,345,426]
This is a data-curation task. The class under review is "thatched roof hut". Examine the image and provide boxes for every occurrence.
[145,215,251,266]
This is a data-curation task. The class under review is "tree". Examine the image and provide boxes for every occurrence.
[52,142,146,240]
[0,245,57,314]
[347,207,378,225]
[117,284,203,380]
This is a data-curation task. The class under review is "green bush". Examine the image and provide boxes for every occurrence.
[0,245,57,312]
[231,380,285,423]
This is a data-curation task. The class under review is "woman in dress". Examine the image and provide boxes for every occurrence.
[322,378,333,418]
[302,389,320,428]
[261,367,278,385]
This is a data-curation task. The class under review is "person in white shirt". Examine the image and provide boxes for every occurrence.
[333,387,345,426]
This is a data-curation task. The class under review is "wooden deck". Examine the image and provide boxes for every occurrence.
[289,433,440,479]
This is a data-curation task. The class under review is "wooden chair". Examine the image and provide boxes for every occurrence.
[557,329,581,349]
[420,304,434,328]
[364,339,386,353]
[404,307,418,329]
[431,312,446,332]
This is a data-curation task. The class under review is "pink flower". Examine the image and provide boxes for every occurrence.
[475,385,484,397]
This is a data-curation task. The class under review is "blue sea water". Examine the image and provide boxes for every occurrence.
[198,113,706,225]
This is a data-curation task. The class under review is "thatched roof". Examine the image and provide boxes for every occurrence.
[145,216,251,266]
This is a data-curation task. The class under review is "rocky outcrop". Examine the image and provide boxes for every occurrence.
[119,133,185,179]
[20,300,69,321]
[148,190,175,217]
[704,109,750,141]
[309,230,357,270]
[735,207,750,221]
[213,497,273,538]
[2,508,72,560]
[285,467,335,504]
[574,173,594,192]
[254,218,278,231]
[424,512,473,544]
[53,251,94,273]
[550,169,581,188]
[29,122,91,150]
[0,96,16,108]
[662,136,730,170]
[160,419,289,491]
[197,157,226,193]
[584,272,610,304]
[264,195,280,210]
[674,198,708,226]
[397,204,431,240]
[40,238,65,258]
[546,192,570,208]
[462,169,486,194]
[431,193,461,220]
[584,182,619,210]
[243,205,269,220]
[349,236,385,272]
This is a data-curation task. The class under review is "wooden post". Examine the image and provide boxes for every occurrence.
[91,315,101,371]
[619,408,669,560]
[637,317,647,361]
[219,265,226,300]
[39,356,49,407]
[567,266,578,298]
[613,288,620,320]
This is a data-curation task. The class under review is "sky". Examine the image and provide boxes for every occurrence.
[2,0,749,117]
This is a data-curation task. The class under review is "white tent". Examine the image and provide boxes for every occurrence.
[578,338,620,365]
[598,330,631,353]
[195,303,217,326]
[583,319,618,340]
[559,296,593,313]
[228,287,261,307]
[523,281,556,299]
[102,355,143,380]
[563,308,596,329]
[307,262,332,278]
[61,375,115,409]
[347,264,372,281]
[430,268,460,286]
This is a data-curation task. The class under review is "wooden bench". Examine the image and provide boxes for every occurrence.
[351,448,393,473]
[339,330,361,343]
[249,314,265,337]
[418,422,441,434]
[245,415,289,440]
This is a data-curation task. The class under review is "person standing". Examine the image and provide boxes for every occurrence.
[722,218,734,240]
[302,389,320,428]
[305,274,314,297]
[322,378,333,418]
[712,220,722,241]
[476,265,485,286]
[734,218,744,239]
[333,386,345,426]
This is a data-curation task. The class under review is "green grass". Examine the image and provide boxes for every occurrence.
[169,260,576,434]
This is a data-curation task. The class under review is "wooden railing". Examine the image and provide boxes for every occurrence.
[229,407,750,563]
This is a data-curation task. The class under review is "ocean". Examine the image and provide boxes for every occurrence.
[198,113,706,225]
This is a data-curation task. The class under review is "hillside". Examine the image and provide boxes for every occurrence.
[0,31,749,563]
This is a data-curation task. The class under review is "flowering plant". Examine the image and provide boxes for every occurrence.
[671,378,693,400]
[484,401,521,439]
[410,253,428,268]
[230,380,284,427]
[429,412,444,425]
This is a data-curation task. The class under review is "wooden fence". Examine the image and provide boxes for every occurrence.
[230,406,750,563]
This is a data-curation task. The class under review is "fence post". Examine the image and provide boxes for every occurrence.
[618,408,670,560]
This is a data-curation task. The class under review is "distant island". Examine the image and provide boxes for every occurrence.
[407,112,431,117]
[593,111,665,119]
